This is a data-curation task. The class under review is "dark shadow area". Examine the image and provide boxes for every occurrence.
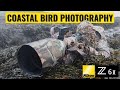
[17,45,42,75]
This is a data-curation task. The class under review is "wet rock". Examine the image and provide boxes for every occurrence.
[0,18,120,79]
[104,27,120,49]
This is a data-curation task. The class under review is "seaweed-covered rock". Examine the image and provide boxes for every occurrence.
[104,27,120,49]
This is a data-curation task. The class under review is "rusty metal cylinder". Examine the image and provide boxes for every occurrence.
[17,38,66,75]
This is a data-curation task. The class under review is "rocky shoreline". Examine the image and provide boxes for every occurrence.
[0,17,120,79]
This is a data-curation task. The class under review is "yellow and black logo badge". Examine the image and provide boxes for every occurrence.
[82,65,95,78]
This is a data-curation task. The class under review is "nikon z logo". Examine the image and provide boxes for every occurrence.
[97,67,106,75]
[82,65,118,78]
[96,66,118,77]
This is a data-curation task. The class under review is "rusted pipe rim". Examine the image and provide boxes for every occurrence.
[17,45,42,75]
